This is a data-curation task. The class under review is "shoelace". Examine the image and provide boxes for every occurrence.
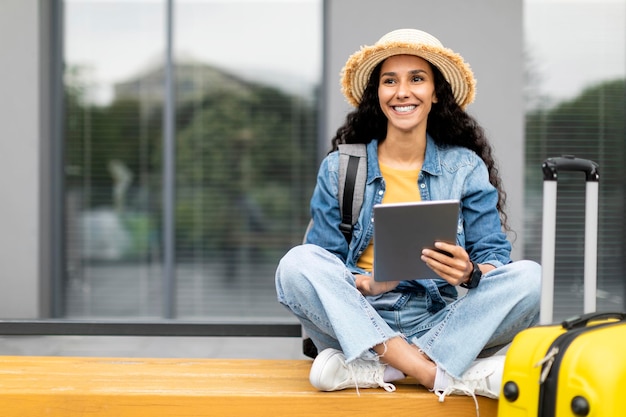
[347,360,396,395]
[436,381,480,417]
[435,370,496,417]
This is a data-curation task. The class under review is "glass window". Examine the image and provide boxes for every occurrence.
[62,0,321,321]
[524,0,626,320]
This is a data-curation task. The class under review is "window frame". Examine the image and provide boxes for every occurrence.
[49,0,315,330]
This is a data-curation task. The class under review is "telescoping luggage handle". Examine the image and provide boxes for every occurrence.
[540,156,600,324]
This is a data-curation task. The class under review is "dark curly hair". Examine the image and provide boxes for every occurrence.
[330,61,510,232]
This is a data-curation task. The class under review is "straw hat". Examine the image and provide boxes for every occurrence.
[341,29,476,109]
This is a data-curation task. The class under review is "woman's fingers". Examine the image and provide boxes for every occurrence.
[421,242,471,285]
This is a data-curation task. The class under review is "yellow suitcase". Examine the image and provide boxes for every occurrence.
[499,157,625,416]
[498,312,626,416]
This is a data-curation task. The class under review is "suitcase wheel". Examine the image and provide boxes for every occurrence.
[571,396,590,416]
[502,381,519,402]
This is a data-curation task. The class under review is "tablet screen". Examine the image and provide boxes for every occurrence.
[373,200,459,281]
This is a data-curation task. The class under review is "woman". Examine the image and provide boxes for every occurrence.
[275,28,541,402]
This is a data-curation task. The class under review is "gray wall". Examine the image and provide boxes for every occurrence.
[324,0,525,257]
[0,0,43,318]
[0,0,525,318]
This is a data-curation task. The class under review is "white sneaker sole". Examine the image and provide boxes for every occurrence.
[309,348,343,391]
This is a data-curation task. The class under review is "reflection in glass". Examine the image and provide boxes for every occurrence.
[64,0,166,318]
[172,1,320,320]
[524,0,626,319]
[63,0,321,320]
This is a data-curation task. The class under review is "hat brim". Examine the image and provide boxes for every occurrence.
[341,41,476,109]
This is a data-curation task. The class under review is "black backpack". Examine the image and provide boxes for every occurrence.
[302,143,367,358]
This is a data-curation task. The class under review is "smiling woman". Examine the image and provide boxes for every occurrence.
[276,28,541,404]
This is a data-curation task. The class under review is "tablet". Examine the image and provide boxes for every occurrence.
[373,200,459,282]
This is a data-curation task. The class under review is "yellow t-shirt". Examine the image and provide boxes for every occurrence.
[357,162,421,272]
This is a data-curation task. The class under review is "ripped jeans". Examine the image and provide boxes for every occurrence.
[275,244,541,378]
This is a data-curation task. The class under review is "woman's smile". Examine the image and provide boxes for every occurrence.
[393,105,417,113]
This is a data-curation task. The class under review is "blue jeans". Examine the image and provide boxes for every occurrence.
[275,244,541,378]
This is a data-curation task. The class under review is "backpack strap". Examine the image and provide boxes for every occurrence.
[302,143,367,246]
[337,143,367,244]
[301,143,367,359]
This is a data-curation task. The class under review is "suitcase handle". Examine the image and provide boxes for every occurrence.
[542,155,600,182]
[562,311,625,330]
[540,155,600,324]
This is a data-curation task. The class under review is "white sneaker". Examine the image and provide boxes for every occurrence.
[309,348,396,393]
[433,355,504,405]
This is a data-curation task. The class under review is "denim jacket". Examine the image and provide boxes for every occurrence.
[305,136,512,313]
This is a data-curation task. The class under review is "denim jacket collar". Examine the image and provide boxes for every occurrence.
[421,134,443,176]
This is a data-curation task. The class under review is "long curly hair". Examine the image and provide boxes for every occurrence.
[330,61,510,232]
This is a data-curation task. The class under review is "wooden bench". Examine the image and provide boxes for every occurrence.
[0,355,497,416]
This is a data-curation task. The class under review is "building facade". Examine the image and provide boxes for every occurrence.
[0,0,624,324]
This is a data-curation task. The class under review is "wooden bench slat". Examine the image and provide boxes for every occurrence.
[0,356,497,416]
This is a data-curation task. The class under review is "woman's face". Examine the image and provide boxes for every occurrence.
[378,54,437,136]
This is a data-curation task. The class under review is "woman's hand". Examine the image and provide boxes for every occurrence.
[355,274,400,296]
[420,241,492,286]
